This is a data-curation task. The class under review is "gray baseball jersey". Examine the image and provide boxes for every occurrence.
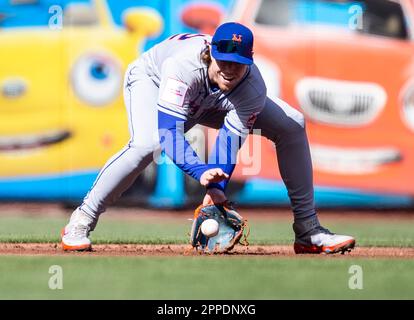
[134,33,267,137]
[80,33,316,226]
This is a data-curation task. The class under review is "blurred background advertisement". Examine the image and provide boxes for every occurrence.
[1,0,414,209]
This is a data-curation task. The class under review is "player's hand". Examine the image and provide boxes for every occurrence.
[199,168,229,187]
[202,188,227,205]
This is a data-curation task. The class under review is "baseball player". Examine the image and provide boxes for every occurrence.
[61,22,355,254]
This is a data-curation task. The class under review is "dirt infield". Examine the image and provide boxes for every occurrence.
[0,202,413,258]
[0,243,413,258]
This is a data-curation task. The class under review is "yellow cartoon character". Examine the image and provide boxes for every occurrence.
[0,0,162,199]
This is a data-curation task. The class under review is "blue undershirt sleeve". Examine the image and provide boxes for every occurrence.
[206,124,245,192]
[158,110,209,182]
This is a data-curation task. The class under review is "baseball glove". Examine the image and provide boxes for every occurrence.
[190,203,249,253]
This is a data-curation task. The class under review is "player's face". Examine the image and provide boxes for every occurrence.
[208,57,248,92]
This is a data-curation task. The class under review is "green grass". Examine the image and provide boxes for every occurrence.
[0,214,413,299]
[0,215,413,247]
[0,255,413,299]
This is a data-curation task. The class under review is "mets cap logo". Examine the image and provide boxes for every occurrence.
[232,34,243,43]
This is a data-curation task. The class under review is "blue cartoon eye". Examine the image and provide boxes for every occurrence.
[90,62,109,80]
[71,53,122,106]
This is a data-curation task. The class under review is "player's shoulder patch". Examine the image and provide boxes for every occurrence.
[161,78,189,107]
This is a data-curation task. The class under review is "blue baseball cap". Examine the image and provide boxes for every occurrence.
[211,22,254,65]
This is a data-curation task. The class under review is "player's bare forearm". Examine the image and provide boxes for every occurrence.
[202,187,227,205]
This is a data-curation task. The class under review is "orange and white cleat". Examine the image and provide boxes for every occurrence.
[294,227,356,254]
[61,208,95,251]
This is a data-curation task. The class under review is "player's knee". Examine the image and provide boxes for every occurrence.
[127,141,160,165]
[129,138,159,152]
[283,106,305,130]
[268,114,306,143]
[294,111,306,129]
[272,97,306,129]
[285,111,306,136]
[264,98,306,141]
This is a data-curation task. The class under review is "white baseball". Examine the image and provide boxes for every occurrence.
[201,219,219,237]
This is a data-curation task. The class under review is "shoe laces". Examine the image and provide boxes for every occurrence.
[314,226,334,236]
[68,223,90,239]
